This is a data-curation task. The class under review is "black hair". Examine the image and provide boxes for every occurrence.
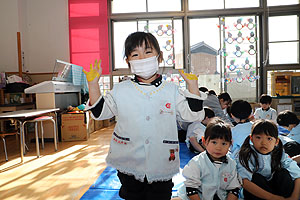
[204,107,215,119]
[259,94,272,104]
[199,87,208,93]
[218,92,232,103]
[124,32,161,59]
[230,100,252,120]
[239,119,283,173]
[208,90,216,95]
[204,117,232,143]
[277,110,300,127]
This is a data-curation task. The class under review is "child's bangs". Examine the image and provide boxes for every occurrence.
[252,120,278,138]
[208,125,232,142]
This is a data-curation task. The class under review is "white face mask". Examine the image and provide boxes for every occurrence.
[129,56,159,80]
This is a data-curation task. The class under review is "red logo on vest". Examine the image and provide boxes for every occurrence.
[165,103,171,109]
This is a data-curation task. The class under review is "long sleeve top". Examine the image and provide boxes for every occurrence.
[185,121,206,148]
[288,123,300,144]
[236,145,300,181]
[203,94,233,125]
[178,151,241,200]
[230,122,253,158]
[254,107,277,123]
[85,77,207,183]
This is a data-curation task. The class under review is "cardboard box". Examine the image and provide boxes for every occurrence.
[61,111,94,141]
[94,120,104,130]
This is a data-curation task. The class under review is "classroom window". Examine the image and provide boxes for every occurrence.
[267,0,300,6]
[190,16,259,101]
[188,0,259,10]
[268,15,299,64]
[112,19,183,70]
[189,18,221,94]
[111,0,181,13]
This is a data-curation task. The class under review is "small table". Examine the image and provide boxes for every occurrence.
[0,108,59,162]
[0,103,35,113]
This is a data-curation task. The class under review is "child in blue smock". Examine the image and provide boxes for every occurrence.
[254,94,277,123]
[84,32,207,200]
[229,100,253,158]
[277,110,300,157]
[178,118,241,200]
[237,119,300,200]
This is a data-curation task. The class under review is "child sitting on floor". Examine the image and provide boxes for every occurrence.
[277,110,300,157]
[185,107,215,154]
[237,119,300,200]
[230,100,253,158]
[178,118,241,200]
[254,94,277,123]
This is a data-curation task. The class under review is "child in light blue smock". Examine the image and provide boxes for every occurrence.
[237,119,300,200]
[229,100,253,158]
[178,118,241,200]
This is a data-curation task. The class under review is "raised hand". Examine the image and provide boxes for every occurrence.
[83,59,102,83]
[178,70,198,81]
[178,70,200,96]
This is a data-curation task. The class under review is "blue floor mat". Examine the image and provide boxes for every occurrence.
[81,143,196,200]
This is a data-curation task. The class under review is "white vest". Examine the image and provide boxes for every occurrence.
[106,80,181,183]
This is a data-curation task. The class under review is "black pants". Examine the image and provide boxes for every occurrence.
[284,141,300,157]
[243,169,294,200]
[117,171,174,200]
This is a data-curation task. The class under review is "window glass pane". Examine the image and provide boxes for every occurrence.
[190,18,221,94]
[269,15,298,42]
[148,0,181,12]
[189,0,224,10]
[268,0,300,6]
[222,16,259,102]
[113,19,183,70]
[225,0,259,8]
[113,22,138,69]
[269,42,299,64]
[137,19,183,70]
[99,76,111,95]
[111,0,146,13]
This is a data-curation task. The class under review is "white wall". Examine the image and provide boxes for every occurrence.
[0,0,70,73]
[0,0,19,72]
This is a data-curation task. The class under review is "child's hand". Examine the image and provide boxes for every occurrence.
[178,70,198,80]
[178,70,200,96]
[83,59,102,83]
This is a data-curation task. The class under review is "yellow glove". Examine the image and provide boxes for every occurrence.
[83,59,101,82]
[179,70,198,80]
